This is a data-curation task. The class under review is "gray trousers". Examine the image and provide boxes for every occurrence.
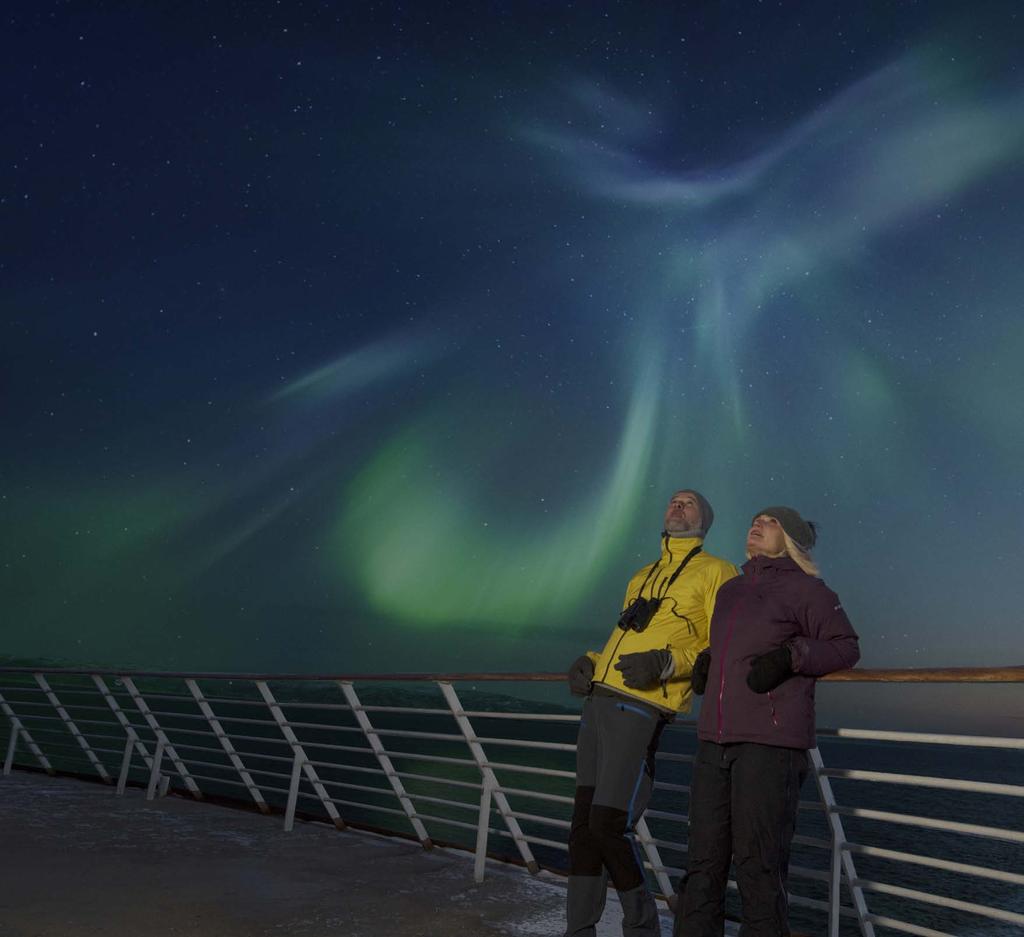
[566,691,667,937]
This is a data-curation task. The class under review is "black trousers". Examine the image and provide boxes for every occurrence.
[675,740,808,937]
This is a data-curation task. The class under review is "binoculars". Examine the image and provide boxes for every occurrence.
[617,596,661,633]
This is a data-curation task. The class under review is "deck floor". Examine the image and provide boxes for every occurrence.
[0,771,683,936]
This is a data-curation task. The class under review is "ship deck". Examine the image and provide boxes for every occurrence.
[0,771,681,937]
[4,666,1021,936]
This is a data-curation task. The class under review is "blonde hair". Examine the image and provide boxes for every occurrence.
[781,530,820,577]
[746,529,821,577]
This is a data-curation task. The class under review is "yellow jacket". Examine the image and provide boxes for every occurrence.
[587,536,738,714]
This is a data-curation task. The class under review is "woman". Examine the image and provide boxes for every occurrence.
[674,506,860,937]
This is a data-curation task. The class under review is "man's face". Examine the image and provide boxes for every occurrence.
[747,514,786,557]
[664,491,703,536]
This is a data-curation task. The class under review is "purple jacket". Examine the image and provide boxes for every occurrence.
[697,555,860,750]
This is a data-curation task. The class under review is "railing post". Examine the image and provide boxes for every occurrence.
[436,681,539,873]
[146,740,166,800]
[122,677,203,800]
[474,776,494,883]
[0,690,54,775]
[337,680,433,848]
[35,672,111,783]
[255,680,347,830]
[829,821,843,937]
[185,679,269,814]
[4,721,19,775]
[809,746,876,937]
[116,736,135,794]
[284,749,304,832]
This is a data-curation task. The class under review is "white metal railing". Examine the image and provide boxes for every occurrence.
[1,667,1022,937]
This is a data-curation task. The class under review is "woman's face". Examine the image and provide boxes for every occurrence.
[747,515,786,557]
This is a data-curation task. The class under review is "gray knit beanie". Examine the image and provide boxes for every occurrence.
[752,506,817,551]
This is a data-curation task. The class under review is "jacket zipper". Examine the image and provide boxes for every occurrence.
[768,690,778,727]
[599,629,629,684]
[716,600,741,742]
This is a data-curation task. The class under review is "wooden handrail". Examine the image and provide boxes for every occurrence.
[0,666,1023,683]
[821,666,1024,683]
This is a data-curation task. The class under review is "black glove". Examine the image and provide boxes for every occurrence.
[614,649,671,690]
[746,646,793,693]
[691,649,711,696]
[567,655,595,696]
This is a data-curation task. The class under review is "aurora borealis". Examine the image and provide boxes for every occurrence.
[4,3,1024,726]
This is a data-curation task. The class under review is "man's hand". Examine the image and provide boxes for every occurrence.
[614,649,671,690]
[567,655,595,697]
[746,646,793,693]
[691,649,711,696]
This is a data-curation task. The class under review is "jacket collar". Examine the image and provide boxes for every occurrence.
[661,534,704,563]
[742,554,802,575]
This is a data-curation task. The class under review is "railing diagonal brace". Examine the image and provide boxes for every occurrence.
[634,815,673,897]
[437,681,539,873]
[255,681,346,830]
[35,673,110,782]
[0,690,53,775]
[92,675,153,778]
[93,674,154,777]
[185,679,269,813]
[810,745,875,937]
[338,681,432,848]
[121,677,203,799]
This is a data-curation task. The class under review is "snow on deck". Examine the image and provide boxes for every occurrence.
[0,771,683,936]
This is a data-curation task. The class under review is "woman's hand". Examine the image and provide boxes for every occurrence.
[746,646,793,693]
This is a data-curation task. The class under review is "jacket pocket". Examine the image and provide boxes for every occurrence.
[616,701,655,720]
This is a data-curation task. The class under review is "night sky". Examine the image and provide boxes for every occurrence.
[4,3,1023,727]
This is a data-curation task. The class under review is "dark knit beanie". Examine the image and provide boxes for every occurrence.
[679,489,715,535]
[752,506,817,551]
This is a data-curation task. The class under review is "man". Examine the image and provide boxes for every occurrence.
[564,490,738,937]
